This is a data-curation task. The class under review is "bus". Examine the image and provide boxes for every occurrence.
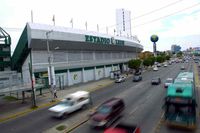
[163,72,197,129]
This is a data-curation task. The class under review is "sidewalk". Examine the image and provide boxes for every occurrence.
[0,78,116,123]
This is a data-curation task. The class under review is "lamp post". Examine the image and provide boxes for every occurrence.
[46,30,55,101]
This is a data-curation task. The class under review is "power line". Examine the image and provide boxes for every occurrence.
[133,2,200,28]
[134,0,183,20]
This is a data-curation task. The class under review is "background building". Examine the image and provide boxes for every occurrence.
[0,27,11,71]
[116,9,132,37]
[171,44,181,54]
[12,23,143,87]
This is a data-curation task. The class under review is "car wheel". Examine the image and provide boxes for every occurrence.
[60,113,67,119]
[82,104,88,110]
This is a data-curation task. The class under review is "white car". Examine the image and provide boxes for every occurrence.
[115,76,126,83]
[164,63,168,67]
[153,66,158,71]
[164,78,174,88]
[48,91,90,118]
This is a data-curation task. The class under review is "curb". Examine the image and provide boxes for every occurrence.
[0,100,59,123]
[63,117,89,133]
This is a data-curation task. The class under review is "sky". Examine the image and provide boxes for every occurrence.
[1,0,200,54]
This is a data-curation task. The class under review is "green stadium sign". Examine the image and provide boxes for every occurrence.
[85,35,124,46]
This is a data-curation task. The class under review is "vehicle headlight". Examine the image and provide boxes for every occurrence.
[99,120,107,125]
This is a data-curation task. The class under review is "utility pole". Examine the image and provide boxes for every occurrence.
[29,51,36,107]
[46,30,54,102]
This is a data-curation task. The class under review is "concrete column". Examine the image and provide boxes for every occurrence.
[82,68,87,83]
[66,51,68,63]
[94,67,97,80]
[81,51,83,61]
[104,65,106,77]
[67,69,72,86]
[111,64,114,71]
[93,51,96,60]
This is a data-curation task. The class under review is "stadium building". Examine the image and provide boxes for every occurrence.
[12,23,143,87]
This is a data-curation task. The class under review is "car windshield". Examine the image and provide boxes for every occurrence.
[166,79,173,83]
[97,105,112,114]
[134,76,139,78]
[152,78,159,81]
[58,100,74,106]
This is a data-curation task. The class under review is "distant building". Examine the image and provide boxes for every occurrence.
[116,9,132,37]
[171,45,181,54]
[0,27,11,71]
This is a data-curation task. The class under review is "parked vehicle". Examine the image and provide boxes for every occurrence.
[151,77,161,85]
[115,76,126,83]
[133,75,142,82]
[104,122,141,133]
[48,91,90,118]
[164,63,168,67]
[89,98,125,128]
[164,78,174,88]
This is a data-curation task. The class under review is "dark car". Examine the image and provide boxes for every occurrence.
[134,69,142,75]
[180,65,185,70]
[151,77,161,85]
[133,75,142,82]
[89,98,125,128]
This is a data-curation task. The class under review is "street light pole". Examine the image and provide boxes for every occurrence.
[46,30,54,101]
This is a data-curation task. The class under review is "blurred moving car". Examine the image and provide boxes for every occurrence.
[181,65,185,70]
[104,122,141,133]
[151,77,161,85]
[153,66,158,71]
[89,98,125,128]
[164,78,174,88]
[164,63,168,67]
[133,75,142,82]
[48,91,90,118]
[115,76,126,83]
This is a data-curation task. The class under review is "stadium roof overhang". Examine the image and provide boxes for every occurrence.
[30,39,142,52]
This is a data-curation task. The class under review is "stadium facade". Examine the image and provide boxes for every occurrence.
[12,23,143,87]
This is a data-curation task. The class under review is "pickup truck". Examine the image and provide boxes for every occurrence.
[104,122,141,133]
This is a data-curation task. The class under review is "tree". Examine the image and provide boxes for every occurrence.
[143,57,155,67]
[156,56,163,63]
[156,55,166,63]
[143,58,151,67]
[176,51,183,58]
[149,56,156,66]
[166,55,171,60]
[128,59,142,70]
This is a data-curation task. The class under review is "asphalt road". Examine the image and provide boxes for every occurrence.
[0,62,196,133]
[71,62,196,133]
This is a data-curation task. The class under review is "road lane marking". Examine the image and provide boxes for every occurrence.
[151,112,165,133]
[63,117,89,133]
[129,106,139,116]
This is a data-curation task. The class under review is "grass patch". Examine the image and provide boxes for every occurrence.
[56,125,67,131]
[3,96,18,101]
